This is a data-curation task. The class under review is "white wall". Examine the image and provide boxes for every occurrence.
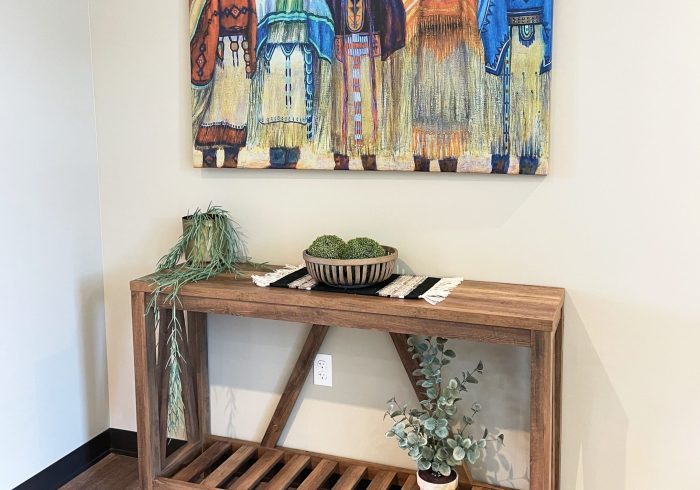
[0,1,108,488]
[88,0,700,489]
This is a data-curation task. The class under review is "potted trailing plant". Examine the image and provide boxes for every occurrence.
[149,204,256,433]
[385,336,504,490]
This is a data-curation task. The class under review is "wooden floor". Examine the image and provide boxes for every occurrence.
[61,453,139,489]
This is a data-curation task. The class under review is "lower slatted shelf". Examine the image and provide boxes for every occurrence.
[155,436,515,490]
[156,437,428,490]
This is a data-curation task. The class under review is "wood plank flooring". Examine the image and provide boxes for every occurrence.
[60,453,139,489]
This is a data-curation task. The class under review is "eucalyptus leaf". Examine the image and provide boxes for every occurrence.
[453,446,466,461]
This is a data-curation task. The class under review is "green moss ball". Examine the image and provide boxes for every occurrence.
[307,235,346,259]
[343,237,386,259]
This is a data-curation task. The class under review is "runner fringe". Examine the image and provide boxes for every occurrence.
[252,266,463,305]
[252,265,304,287]
[419,277,464,305]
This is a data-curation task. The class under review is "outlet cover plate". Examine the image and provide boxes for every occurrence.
[313,354,332,387]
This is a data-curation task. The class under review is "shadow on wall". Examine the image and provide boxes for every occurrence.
[206,294,630,490]
[207,316,530,488]
[561,299,628,490]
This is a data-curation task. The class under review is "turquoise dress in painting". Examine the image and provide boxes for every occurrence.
[249,0,335,168]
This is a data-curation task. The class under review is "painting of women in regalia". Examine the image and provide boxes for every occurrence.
[188,0,554,174]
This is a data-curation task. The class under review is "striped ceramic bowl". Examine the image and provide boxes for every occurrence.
[303,246,398,289]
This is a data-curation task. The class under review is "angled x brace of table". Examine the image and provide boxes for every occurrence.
[131,269,564,490]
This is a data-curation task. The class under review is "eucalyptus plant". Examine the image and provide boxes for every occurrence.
[385,336,504,477]
[149,204,252,434]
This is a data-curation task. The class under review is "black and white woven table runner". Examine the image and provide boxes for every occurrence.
[252,265,463,305]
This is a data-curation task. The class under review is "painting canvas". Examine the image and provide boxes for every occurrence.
[190,0,552,174]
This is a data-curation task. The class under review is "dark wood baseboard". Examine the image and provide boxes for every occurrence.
[109,428,138,457]
[13,428,158,489]
[14,429,112,490]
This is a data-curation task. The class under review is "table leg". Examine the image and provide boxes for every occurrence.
[132,291,161,489]
[530,330,555,490]
[188,311,211,443]
[553,314,563,490]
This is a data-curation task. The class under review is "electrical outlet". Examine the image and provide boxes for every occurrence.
[313,354,332,387]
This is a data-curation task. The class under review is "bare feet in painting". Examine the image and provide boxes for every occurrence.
[222,146,239,168]
[439,158,458,172]
[361,155,377,171]
[202,149,217,168]
[334,153,350,170]
[414,156,431,172]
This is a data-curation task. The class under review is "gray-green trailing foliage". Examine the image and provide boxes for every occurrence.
[342,237,386,259]
[148,204,257,435]
[307,234,347,259]
[385,336,504,477]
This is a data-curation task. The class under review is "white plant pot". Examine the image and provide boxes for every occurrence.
[416,470,459,490]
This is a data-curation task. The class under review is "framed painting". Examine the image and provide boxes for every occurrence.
[190,0,552,174]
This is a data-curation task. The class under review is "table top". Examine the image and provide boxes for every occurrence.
[131,267,564,332]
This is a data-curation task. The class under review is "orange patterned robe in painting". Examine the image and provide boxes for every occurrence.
[406,0,487,169]
[191,0,257,166]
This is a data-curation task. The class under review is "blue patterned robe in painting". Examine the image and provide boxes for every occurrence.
[478,0,553,174]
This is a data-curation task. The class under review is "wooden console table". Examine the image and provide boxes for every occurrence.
[130,269,564,490]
